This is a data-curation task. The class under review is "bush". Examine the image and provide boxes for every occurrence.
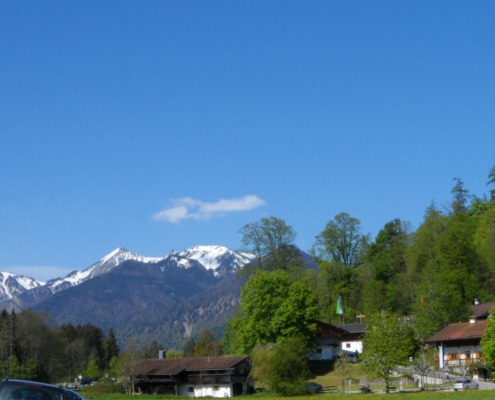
[250,336,312,396]
[80,378,125,395]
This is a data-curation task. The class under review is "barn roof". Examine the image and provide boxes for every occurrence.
[336,323,367,334]
[134,356,249,376]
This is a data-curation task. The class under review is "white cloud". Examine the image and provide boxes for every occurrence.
[153,195,266,223]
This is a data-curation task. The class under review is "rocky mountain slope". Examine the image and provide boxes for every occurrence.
[0,272,44,301]
[0,246,254,348]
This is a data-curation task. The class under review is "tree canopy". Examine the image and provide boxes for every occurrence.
[361,311,415,392]
[250,336,311,396]
[481,309,495,370]
[239,216,301,272]
[225,270,318,354]
[0,309,120,383]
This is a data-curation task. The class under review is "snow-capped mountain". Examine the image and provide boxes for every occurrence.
[45,245,252,293]
[0,272,44,301]
[0,244,313,349]
[0,248,165,307]
[0,245,254,305]
[48,247,164,293]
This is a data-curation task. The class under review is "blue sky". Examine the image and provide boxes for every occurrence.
[1,1,494,281]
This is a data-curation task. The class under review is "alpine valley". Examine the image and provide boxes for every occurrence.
[0,246,255,348]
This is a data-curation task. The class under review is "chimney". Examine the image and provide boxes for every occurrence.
[158,350,166,359]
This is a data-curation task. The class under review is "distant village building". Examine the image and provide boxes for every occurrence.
[308,320,366,361]
[336,323,366,355]
[133,356,250,398]
[425,302,495,379]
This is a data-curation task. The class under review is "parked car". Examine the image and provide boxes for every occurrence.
[64,389,85,400]
[304,382,323,393]
[0,379,67,400]
[453,378,479,391]
[360,385,372,394]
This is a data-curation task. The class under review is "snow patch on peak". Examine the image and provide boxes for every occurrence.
[100,247,127,264]
[49,248,164,291]
[0,272,45,300]
[178,245,254,276]
[99,247,163,266]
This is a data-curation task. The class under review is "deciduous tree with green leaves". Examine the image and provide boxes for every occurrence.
[480,310,495,370]
[363,219,409,314]
[116,337,143,394]
[194,327,223,356]
[315,212,369,267]
[488,162,495,201]
[225,270,318,354]
[474,207,495,272]
[239,216,301,272]
[250,336,311,396]
[361,311,414,393]
[314,212,369,321]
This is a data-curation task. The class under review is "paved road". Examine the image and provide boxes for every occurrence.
[477,380,495,390]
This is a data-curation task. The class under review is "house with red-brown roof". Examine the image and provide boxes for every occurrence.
[426,319,486,372]
[471,301,495,320]
[425,301,495,378]
[133,356,250,397]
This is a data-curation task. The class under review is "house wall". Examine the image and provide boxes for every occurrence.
[438,343,482,371]
[194,384,231,398]
[308,340,363,360]
[178,383,247,398]
[341,340,363,354]
[308,344,338,360]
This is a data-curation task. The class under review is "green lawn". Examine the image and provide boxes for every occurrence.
[80,390,495,400]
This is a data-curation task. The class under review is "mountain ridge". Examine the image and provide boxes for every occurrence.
[0,245,255,348]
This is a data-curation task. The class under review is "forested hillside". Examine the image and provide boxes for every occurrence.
[309,171,495,338]
[228,166,495,348]
[221,167,495,393]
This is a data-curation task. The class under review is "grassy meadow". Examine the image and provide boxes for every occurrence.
[79,390,495,400]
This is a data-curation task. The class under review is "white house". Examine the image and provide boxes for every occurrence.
[308,320,366,361]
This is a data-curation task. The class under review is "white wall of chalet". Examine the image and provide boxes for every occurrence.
[341,340,363,354]
[177,383,247,398]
